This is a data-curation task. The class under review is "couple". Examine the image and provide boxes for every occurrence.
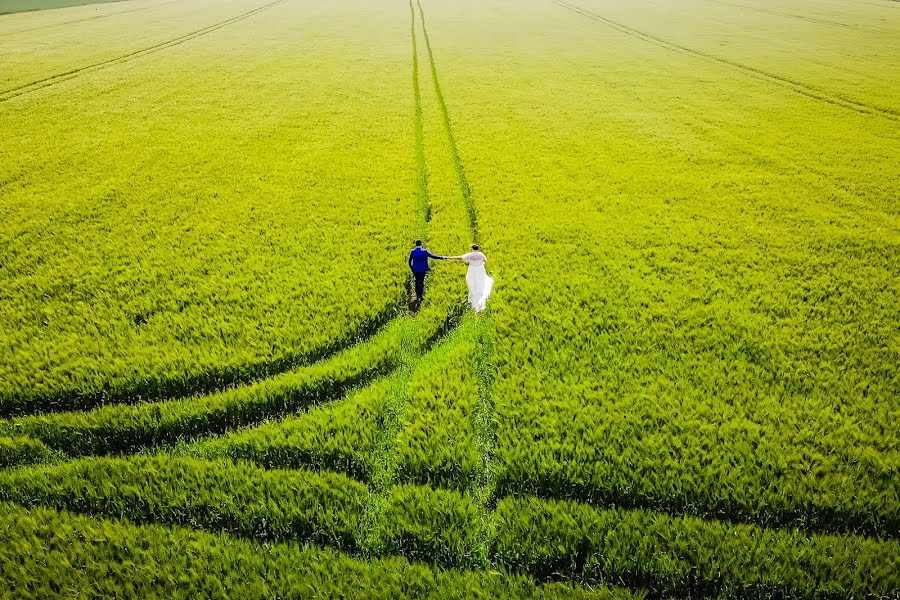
[409,240,493,312]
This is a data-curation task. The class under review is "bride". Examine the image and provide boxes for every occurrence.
[448,244,493,312]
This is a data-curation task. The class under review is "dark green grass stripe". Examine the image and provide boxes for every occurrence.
[0,435,63,468]
[0,456,368,551]
[494,495,900,600]
[0,336,399,457]
[0,308,467,459]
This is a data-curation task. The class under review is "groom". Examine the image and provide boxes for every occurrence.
[408,239,444,305]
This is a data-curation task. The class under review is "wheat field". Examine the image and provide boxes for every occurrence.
[1,0,898,597]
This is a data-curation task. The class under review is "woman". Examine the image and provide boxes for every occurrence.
[448,244,493,312]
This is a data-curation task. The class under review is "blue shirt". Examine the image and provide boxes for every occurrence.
[409,247,443,273]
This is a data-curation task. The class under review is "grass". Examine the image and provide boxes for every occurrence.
[1,0,898,596]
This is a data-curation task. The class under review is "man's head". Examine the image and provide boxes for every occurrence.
[471,244,480,251]
[415,240,423,247]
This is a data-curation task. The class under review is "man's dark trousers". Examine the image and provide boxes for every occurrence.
[414,272,427,300]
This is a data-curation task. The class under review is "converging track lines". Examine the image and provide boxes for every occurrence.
[552,0,899,121]
[415,0,481,243]
[0,0,287,103]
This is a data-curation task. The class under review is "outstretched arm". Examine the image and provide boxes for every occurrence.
[426,250,446,260]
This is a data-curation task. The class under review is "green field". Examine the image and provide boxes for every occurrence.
[1,0,898,596]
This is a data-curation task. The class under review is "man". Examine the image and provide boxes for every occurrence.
[408,239,444,305]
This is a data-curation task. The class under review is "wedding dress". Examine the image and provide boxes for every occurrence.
[461,251,493,312]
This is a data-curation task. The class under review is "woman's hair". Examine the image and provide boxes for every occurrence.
[471,244,480,251]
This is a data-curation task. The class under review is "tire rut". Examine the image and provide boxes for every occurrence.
[415,0,480,243]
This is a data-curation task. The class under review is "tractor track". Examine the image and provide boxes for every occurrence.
[414,0,497,564]
[0,300,401,418]
[416,0,480,243]
[0,0,287,103]
[552,0,899,121]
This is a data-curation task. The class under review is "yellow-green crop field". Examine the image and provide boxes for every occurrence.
[1,0,898,596]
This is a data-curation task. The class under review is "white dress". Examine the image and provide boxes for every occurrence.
[461,251,493,312]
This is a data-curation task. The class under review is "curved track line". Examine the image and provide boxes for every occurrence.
[0,301,400,418]
[0,0,287,103]
[552,0,899,121]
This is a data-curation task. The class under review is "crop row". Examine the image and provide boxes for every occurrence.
[1,454,896,598]
[0,435,60,468]
[184,376,390,482]
[0,502,631,600]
